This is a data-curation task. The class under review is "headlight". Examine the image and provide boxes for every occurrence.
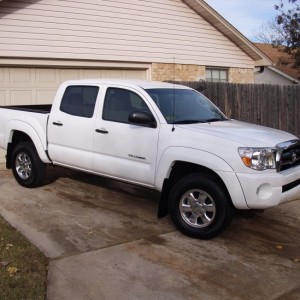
[238,148,276,171]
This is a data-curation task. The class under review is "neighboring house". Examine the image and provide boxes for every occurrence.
[254,43,300,85]
[0,0,271,105]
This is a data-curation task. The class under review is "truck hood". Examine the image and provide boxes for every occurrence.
[178,120,297,147]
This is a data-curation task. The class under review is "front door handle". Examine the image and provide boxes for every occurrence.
[95,129,109,134]
[53,121,63,126]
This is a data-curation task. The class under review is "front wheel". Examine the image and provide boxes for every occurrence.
[11,141,47,188]
[168,173,235,239]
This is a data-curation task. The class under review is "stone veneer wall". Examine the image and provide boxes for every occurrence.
[151,63,254,84]
[151,63,205,81]
[228,68,254,83]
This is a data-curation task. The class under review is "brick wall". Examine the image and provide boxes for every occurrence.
[228,68,254,83]
[151,63,254,83]
[151,63,205,81]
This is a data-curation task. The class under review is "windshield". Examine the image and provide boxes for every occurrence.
[145,88,227,124]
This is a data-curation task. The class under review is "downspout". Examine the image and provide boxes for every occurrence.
[253,66,265,75]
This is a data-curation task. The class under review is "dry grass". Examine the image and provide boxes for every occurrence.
[0,215,48,299]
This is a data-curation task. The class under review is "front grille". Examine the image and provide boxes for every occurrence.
[277,139,300,172]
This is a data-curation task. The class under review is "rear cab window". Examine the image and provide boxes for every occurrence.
[60,86,99,118]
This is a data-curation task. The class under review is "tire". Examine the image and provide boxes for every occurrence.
[168,173,235,239]
[11,141,47,188]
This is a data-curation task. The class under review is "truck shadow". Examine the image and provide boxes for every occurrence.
[44,165,160,203]
[44,165,300,254]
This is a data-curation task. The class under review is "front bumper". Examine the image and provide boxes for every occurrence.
[237,165,300,209]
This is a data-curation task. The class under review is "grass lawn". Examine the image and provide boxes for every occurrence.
[0,215,48,299]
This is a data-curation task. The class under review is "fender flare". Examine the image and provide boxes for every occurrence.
[155,147,248,216]
[155,147,234,190]
[6,120,51,164]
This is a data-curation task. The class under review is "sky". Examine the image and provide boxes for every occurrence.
[204,0,289,39]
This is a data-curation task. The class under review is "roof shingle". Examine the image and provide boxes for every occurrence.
[254,43,299,80]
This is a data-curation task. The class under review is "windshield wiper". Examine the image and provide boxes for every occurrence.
[204,118,225,123]
[173,120,206,124]
[173,117,229,125]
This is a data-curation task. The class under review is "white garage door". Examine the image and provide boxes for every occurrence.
[0,67,148,105]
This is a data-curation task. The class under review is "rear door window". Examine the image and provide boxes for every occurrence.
[60,86,99,118]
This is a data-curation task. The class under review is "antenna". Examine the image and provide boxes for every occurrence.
[172,57,176,132]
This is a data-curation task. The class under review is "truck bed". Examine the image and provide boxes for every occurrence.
[0,104,52,114]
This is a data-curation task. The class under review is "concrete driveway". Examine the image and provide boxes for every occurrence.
[0,160,299,300]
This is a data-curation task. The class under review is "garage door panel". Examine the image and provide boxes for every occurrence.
[10,90,34,105]
[0,69,5,83]
[10,68,34,87]
[60,69,81,82]
[104,70,125,78]
[83,70,102,78]
[0,90,6,106]
[36,69,59,87]
[36,90,57,104]
[0,67,148,105]
[122,70,147,79]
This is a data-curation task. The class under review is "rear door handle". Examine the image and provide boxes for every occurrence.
[53,121,63,126]
[95,129,109,134]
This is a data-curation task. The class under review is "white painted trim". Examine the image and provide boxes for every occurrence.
[0,58,151,70]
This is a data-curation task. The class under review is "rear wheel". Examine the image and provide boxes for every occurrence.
[168,173,235,239]
[11,141,46,188]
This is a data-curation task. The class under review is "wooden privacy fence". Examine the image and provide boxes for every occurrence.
[169,81,300,138]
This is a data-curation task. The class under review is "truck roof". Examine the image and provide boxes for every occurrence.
[62,79,192,90]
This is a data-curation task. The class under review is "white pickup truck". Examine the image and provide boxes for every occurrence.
[0,79,299,239]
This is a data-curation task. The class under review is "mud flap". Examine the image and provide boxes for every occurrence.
[6,143,13,169]
[157,178,171,218]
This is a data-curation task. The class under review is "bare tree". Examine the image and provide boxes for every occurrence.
[251,19,285,44]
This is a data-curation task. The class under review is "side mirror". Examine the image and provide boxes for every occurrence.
[128,111,157,128]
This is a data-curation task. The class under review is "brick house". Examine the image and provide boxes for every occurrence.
[0,0,271,105]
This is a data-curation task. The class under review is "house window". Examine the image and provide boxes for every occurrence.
[206,68,228,82]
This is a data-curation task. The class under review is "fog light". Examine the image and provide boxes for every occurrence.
[257,184,273,200]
